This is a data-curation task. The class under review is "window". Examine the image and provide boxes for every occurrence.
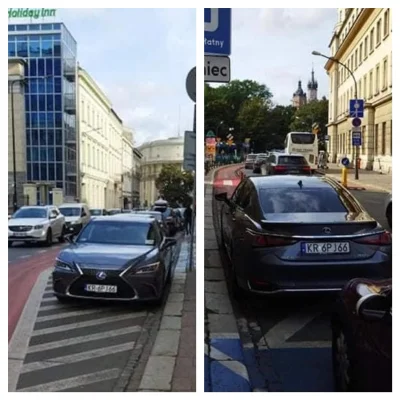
[355,50,358,67]
[369,71,373,98]
[350,54,354,71]
[382,122,386,155]
[364,37,368,58]
[376,19,382,45]
[359,43,363,64]
[358,79,362,98]
[259,188,350,214]
[384,9,390,37]
[383,58,388,89]
[374,124,379,154]
[375,65,380,94]
[369,28,374,52]
[390,120,392,156]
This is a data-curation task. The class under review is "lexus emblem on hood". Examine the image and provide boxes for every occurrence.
[96,271,107,280]
[322,227,331,234]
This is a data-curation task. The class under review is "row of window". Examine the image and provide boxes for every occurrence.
[25,112,63,129]
[27,162,64,182]
[26,129,63,146]
[25,94,62,112]
[25,77,62,94]
[26,58,62,78]
[8,40,61,58]
[26,146,64,162]
[339,9,390,86]
[82,140,122,176]
[8,33,61,42]
[337,56,390,117]
[8,23,61,32]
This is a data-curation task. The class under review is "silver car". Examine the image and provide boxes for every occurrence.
[8,206,66,247]
[385,192,392,228]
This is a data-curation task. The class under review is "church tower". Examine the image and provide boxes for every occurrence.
[292,80,307,109]
[307,68,318,101]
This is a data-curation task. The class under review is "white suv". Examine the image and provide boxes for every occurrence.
[8,206,66,247]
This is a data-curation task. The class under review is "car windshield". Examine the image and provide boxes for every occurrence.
[259,188,350,214]
[290,133,316,145]
[77,221,155,246]
[12,208,47,219]
[59,207,81,217]
[90,209,102,216]
[278,156,308,165]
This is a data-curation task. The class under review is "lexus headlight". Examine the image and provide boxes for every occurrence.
[34,225,44,230]
[54,259,76,272]
[134,262,160,274]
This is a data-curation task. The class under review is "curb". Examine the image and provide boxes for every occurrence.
[315,169,367,191]
[137,240,190,392]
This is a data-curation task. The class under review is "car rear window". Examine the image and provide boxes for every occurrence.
[290,134,316,144]
[259,188,351,213]
[278,156,308,165]
[246,154,257,160]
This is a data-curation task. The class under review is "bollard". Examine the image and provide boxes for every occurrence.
[341,167,348,188]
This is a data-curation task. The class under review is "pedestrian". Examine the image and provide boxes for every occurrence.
[184,204,193,235]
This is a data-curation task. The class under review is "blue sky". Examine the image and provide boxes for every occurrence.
[57,8,195,145]
[231,8,338,105]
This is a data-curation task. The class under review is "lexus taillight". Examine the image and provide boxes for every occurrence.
[252,234,297,247]
[274,166,287,172]
[354,231,392,245]
[303,166,311,171]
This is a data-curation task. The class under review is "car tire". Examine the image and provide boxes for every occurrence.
[8,241,13,248]
[332,317,358,392]
[58,226,66,243]
[386,204,392,228]
[45,229,53,247]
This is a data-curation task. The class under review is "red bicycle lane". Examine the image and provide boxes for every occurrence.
[213,164,243,196]
[8,248,61,342]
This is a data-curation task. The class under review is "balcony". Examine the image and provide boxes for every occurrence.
[63,59,76,82]
[64,94,76,115]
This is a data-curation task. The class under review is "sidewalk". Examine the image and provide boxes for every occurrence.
[136,236,196,392]
[317,163,391,192]
[204,165,251,392]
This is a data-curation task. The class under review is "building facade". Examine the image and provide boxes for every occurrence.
[132,148,143,207]
[292,81,307,109]
[307,68,318,101]
[121,127,134,208]
[138,137,184,207]
[78,66,124,209]
[8,22,78,203]
[8,59,26,211]
[325,8,392,172]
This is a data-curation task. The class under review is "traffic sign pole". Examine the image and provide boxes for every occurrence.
[350,100,364,180]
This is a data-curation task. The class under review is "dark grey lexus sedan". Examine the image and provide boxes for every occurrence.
[52,215,176,304]
[215,175,392,299]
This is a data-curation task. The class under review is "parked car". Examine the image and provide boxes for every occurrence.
[244,153,258,169]
[90,208,108,217]
[52,215,176,304]
[58,203,91,236]
[262,152,311,176]
[107,208,123,216]
[215,175,392,299]
[384,192,392,228]
[152,200,179,235]
[252,153,268,173]
[331,278,392,391]
[130,210,167,234]
[8,205,66,247]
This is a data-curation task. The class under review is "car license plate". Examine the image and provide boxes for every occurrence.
[289,170,299,174]
[14,232,27,237]
[303,242,350,254]
[85,284,117,293]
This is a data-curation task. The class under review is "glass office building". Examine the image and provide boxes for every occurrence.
[8,22,78,202]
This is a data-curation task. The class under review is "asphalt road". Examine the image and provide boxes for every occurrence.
[8,241,67,263]
[215,168,391,391]
[9,235,183,392]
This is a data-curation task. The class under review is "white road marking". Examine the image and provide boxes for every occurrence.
[257,309,322,348]
[27,325,142,354]
[17,367,121,392]
[21,342,135,373]
[35,308,117,322]
[38,250,47,254]
[32,313,146,337]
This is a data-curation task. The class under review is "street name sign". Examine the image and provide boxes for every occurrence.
[352,126,362,146]
[204,8,231,55]
[349,99,364,118]
[205,55,230,83]
[183,131,196,171]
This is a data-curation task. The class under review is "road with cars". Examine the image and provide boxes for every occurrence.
[9,232,184,392]
[211,166,390,391]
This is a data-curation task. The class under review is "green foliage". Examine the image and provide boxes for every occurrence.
[155,164,194,207]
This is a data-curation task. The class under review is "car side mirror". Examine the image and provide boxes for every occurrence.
[81,212,87,217]
[356,293,391,322]
[214,192,229,203]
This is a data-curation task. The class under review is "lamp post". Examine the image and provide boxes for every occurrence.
[312,50,359,179]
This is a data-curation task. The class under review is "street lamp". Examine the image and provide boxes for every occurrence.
[312,50,359,179]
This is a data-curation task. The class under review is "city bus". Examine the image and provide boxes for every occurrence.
[284,132,318,167]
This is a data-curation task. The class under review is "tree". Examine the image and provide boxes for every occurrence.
[155,165,194,207]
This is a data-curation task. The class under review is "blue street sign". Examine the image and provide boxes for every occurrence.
[349,99,364,118]
[352,117,362,127]
[204,8,231,55]
[341,157,350,167]
[352,131,362,147]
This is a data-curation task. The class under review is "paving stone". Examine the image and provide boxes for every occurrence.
[205,281,228,295]
[139,356,175,391]
[152,330,180,357]
[208,314,239,334]
[206,293,234,314]
[205,268,225,281]
[164,301,183,316]
[160,316,182,331]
